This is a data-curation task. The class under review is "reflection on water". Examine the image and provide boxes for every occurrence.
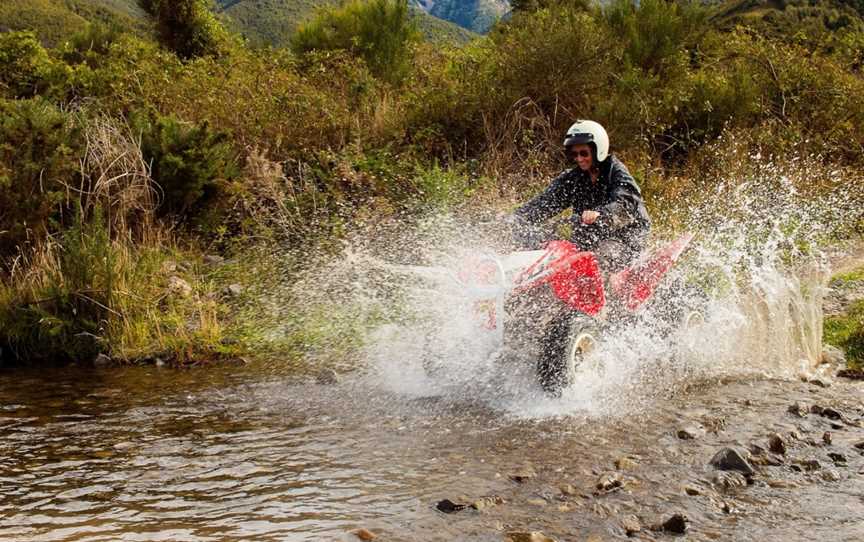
[1,364,863,542]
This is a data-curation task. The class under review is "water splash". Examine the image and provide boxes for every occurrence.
[278,160,861,419]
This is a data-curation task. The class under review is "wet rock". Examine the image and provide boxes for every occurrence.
[823,432,833,445]
[677,425,706,440]
[651,514,688,534]
[710,447,755,476]
[793,459,822,472]
[224,284,244,297]
[352,528,377,541]
[788,402,808,418]
[768,433,787,455]
[827,452,847,466]
[471,495,504,510]
[807,377,831,388]
[812,405,844,421]
[167,276,193,298]
[92,353,112,367]
[315,369,339,385]
[595,472,623,492]
[620,514,641,537]
[505,532,557,542]
[837,368,864,380]
[509,467,536,483]
[435,499,467,513]
[821,469,841,482]
[821,345,847,365]
[712,471,748,490]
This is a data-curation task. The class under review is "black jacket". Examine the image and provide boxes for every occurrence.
[514,155,650,253]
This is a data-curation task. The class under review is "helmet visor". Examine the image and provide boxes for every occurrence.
[563,132,595,148]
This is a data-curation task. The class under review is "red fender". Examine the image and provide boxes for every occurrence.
[610,234,694,312]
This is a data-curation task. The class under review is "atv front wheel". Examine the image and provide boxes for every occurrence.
[536,315,601,395]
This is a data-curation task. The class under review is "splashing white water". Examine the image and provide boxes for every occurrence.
[279,163,861,419]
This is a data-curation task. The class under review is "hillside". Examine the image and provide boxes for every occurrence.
[415,0,510,33]
[216,0,477,47]
[712,0,864,35]
[0,0,475,49]
[0,0,146,46]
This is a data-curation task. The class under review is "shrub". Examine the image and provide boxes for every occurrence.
[290,0,420,84]
[0,98,81,259]
[0,31,68,99]
[134,113,237,217]
[601,0,709,75]
[139,0,229,59]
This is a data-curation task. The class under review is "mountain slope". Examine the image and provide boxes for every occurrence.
[414,0,509,33]
[216,0,477,46]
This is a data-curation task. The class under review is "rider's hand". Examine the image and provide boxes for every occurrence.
[581,210,600,225]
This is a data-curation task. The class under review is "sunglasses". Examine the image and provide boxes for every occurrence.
[570,149,592,158]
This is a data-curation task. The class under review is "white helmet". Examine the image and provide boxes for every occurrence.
[563,120,609,162]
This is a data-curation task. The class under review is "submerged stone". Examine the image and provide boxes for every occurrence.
[435,499,467,513]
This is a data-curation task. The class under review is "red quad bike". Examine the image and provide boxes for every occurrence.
[455,234,700,395]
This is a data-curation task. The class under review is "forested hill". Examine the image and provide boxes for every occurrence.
[0,0,477,47]
[215,0,478,46]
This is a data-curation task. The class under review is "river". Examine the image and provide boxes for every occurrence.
[1,360,862,541]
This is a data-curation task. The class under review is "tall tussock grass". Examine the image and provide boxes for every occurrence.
[0,115,226,365]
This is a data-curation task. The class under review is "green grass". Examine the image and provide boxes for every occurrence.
[824,265,864,368]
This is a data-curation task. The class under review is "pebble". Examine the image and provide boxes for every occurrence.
[352,528,377,541]
[768,433,787,455]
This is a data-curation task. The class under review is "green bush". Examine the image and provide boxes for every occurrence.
[139,0,229,59]
[0,31,68,99]
[602,0,708,75]
[291,0,420,84]
[135,113,236,216]
[0,98,81,259]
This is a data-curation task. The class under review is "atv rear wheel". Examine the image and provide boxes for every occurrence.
[536,315,601,396]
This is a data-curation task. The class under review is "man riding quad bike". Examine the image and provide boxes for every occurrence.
[461,121,699,395]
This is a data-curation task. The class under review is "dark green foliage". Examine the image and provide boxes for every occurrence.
[0,31,67,99]
[139,0,229,59]
[135,113,236,216]
[0,98,81,260]
[61,22,127,66]
[602,0,708,74]
[290,0,420,84]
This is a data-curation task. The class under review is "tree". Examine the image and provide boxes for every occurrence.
[290,0,419,84]
[139,0,228,59]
